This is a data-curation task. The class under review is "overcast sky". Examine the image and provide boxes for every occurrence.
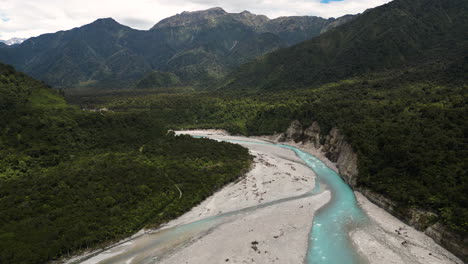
[0,0,392,40]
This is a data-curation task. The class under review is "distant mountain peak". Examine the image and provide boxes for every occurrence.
[90,17,120,26]
[178,7,227,16]
[81,17,131,32]
[0,37,27,46]
[151,7,272,31]
[150,7,276,30]
[205,7,226,13]
[153,7,230,29]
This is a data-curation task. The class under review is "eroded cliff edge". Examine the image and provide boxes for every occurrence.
[274,120,467,262]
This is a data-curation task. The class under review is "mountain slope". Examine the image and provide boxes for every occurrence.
[0,8,354,89]
[222,0,468,91]
[0,19,151,88]
[134,70,182,89]
[0,63,252,263]
[260,16,340,45]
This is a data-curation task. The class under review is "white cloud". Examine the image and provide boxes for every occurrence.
[0,0,392,40]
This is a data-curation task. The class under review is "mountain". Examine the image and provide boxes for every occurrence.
[222,0,468,91]
[151,8,354,46]
[0,8,354,89]
[0,18,150,88]
[0,37,27,45]
[260,16,342,45]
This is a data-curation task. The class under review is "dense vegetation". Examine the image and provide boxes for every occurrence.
[0,64,252,263]
[1,0,466,261]
[134,70,182,89]
[85,58,467,237]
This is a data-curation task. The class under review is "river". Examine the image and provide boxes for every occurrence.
[74,132,461,264]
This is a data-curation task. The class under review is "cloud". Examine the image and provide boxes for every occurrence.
[0,0,392,39]
[0,11,10,23]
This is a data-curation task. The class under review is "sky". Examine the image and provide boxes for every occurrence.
[0,0,392,40]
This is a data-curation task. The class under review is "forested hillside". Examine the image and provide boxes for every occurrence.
[0,63,252,263]
[223,0,467,91]
[92,58,467,240]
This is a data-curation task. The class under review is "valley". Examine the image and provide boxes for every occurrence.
[64,131,462,264]
[0,0,467,262]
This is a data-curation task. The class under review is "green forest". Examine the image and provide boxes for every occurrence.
[80,59,467,237]
[0,64,252,263]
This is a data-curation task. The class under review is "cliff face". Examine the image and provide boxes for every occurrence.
[277,120,467,262]
[322,127,359,187]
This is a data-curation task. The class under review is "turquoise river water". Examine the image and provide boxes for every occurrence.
[82,137,369,264]
[222,139,369,264]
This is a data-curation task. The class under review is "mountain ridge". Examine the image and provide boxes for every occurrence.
[0,8,355,89]
[221,0,467,91]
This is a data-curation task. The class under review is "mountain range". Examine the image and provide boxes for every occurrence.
[223,0,468,91]
[0,8,354,89]
[0,37,27,46]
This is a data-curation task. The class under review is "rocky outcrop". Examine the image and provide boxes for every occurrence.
[278,120,467,262]
[320,14,356,34]
[303,121,321,148]
[322,128,359,186]
[284,120,303,141]
[281,122,359,186]
[358,188,398,214]
[425,223,468,261]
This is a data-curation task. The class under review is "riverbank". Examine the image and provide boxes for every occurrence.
[182,130,462,263]
[352,192,463,264]
[171,130,462,264]
[256,135,463,264]
[166,131,322,227]
[64,130,463,264]
[158,131,331,263]
[67,130,331,264]
[159,192,330,264]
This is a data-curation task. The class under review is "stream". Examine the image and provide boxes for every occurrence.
[80,136,368,264]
